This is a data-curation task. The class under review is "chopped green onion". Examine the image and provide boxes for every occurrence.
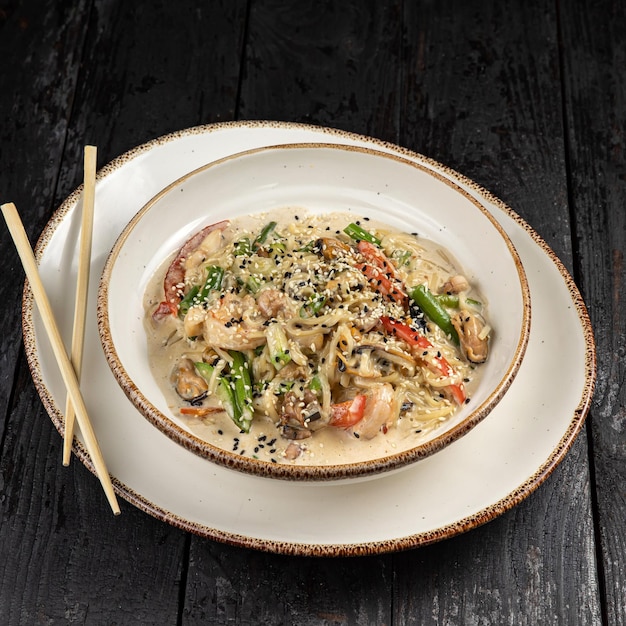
[391,249,412,266]
[178,285,199,319]
[299,293,326,318]
[436,294,482,308]
[308,376,322,392]
[275,381,295,395]
[267,241,286,255]
[343,222,382,246]
[234,237,252,256]
[246,275,263,294]
[254,379,269,394]
[265,322,291,369]
[194,362,240,427]
[199,265,224,303]
[297,240,317,253]
[253,221,277,247]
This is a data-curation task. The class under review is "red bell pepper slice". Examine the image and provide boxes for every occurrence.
[356,240,408,305]
[379,316,466,405]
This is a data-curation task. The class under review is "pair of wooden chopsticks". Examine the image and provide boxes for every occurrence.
[1,146,120,515]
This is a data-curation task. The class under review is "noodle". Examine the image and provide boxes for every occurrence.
[144,209,491,463]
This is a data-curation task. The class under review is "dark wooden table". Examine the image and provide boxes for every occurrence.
[0,1,622,623]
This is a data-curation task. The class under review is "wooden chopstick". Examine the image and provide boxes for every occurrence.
[1,202,120,515]
[63,146,97,466]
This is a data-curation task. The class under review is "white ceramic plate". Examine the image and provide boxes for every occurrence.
[22,122,595,556]
[98,142,529,480]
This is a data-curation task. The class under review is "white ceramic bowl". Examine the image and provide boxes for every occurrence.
[97,143,531,481]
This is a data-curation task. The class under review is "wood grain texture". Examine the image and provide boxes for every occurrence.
[240,0,403,143]
[0,0,615,623]
[55,0,249,203]
[559,0,626,624]
[184,544,392,624]
[0,0,246,623]
[394,2,600,623]
[400,0,572,265]
[0,0,89,455]
[393,440,598,626]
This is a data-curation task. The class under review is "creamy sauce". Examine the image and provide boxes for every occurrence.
[143,208,486,466]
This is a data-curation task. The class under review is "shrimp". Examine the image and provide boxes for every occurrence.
[441,274,469,294]
[152,221,228,321]
[351,383,398,440]
[257,288,291,319]
[202,292,266,351]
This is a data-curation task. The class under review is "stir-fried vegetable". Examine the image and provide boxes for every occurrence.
[199,265,225,303]
[265,322,291,369]
[409,284,459,344]
[254,221,278,247]
[379,316,466,405]
[153,212,488,457]
[229,351,254,432]
[194,356,254,433]
[299,293,327,318]
[435,293,481,308]
[178,285,200,319]
[343,222,382,246]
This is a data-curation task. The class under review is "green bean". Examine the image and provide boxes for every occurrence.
[253,221,277,247]
[178,285,199,319]
[194,362,239,427]
[228,351,254,432]
[194,361,215,381]
[409,284,459,345]
[199,265,224,302]
[343,222,382,246]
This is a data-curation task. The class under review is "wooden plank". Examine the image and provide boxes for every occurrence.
[0,0,89,446]
[0,0,247,623]
[558,0,626,623]
[184,542,392,624]
[182,0,403,622]
[238,0,404,143]
[393,442,599,625]
[0,0,612,623]
[400,0,573,264]
[0,367,186,624]
[393,1,601,623]
[56,0,249,202]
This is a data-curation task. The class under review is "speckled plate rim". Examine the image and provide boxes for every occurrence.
[21,121,596,557]
[97,142,530,481]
